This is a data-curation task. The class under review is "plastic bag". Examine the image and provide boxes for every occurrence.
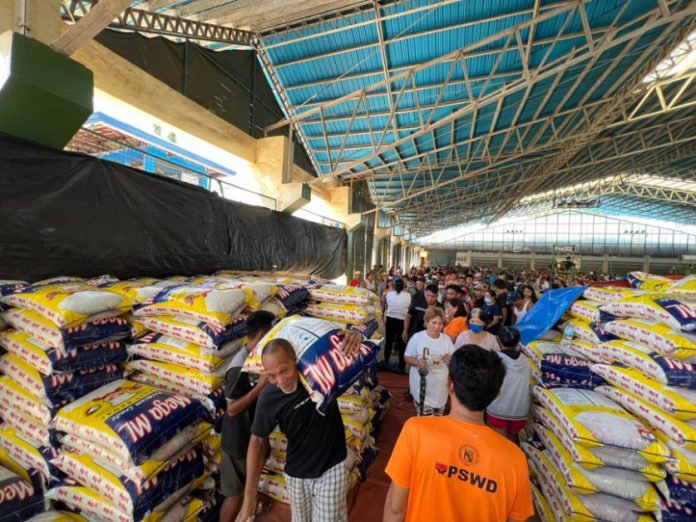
[1,283,131,328]
[52,379,210,466]
[136,314,247,350]
[595,340,696,389]
[133,285,246,329]
[1,309,131,351]
[533,387,669,462]
[596,385,696,452]
[128,333,243,373]
[602,318,696,361]
[592,364,696,419]
[0,330,127,375]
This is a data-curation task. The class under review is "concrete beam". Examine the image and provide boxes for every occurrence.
[72,40,257,163]
[2,0,62,44]
[278,182,311,213]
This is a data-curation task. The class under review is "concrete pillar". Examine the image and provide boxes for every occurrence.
[497,251,503,269]
[466,250,473,267]
[1,0,62,45]
[644,255,651,273]
[602,254,609,274]
[530,252,536,271]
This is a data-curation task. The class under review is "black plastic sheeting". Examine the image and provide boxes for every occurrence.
[95,30,316,176]
[0,133,346,281]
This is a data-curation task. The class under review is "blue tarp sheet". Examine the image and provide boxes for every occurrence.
[515,287,587,345]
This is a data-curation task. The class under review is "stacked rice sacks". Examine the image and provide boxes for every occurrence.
[524,272,696,521]
[241,315,385,504]
[305,284,381,339]
[0,278,132,504]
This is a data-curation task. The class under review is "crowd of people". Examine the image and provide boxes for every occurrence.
[219,265,545,522]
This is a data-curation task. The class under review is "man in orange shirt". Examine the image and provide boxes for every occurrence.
[383,345,534,522]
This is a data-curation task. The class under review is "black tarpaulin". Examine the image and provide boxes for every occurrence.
[0,133,346,281]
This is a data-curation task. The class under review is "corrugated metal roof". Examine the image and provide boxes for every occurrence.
[251,0,696,235]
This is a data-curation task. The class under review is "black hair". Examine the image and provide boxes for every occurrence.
[425,283,439,294]
[416,277,426,283]
[446,298,467,318]
[448,346,506,411]
[246,310,276,339]
[395,278,405,294]
[522,284,538,303]
[498,326,521,348]
[494,279,508,290]
[262,338,297,360]
[445,284,463,295]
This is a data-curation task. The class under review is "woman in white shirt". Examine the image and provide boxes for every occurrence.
[383,278,411,373]
[454,308,501,352]
[403,306,454,416]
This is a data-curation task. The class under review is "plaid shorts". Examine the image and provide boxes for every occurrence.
[285,460,348,522]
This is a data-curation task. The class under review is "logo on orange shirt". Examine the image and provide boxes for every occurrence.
[460,445,479,466]
[433,462,498,493]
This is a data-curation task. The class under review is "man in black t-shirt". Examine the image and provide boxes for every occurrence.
[220,311,276,522]
[236,338,353,522]
[494,279,512,327]
[402,283,441,344]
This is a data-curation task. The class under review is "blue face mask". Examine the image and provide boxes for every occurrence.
[469,323,484,333]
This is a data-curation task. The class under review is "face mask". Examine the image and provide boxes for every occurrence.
[484,297,494,305]
[470,323,484,333]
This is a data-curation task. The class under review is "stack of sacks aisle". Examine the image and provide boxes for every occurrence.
[0,278,133,503]
[523,273,696,522]
[47,379,215,521]
[579,272,696,521]
[305,284,381,338]
[0,443,50,521]
[242,315,383,505]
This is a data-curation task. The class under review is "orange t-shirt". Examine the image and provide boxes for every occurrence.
[444,316,468,338]
[385,416,534,522]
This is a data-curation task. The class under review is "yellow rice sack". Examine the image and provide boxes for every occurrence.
[535,425,662,509]
[567,340,602,362]
[1,283,131,328]
[1,408,52,447]
[0,426,56,485]
[135,314,248,350]
[563,318,607,345]
[133,286,246,328]
[58,421,211,486]
[531,483,556,522]
[596,385,696,452]
[52,379,211,467]
[569,300,603,323]
[670,275,696,297]
[627,272,672,292]
[657,431,696,482]
[25,512,88,522]
[533,387,669,462]
[128,334,244,373]
[309,285,377,306]
[533,408,665,480]
[97,278,162,303]
[304,302,375,325]
[523,441,654,522]
[0,376,53,424]
[126,358,229,396]
[582,286,642,305]
[595,340,696,388]
[601,318,696,361]
[592,364,696,420]
[601,295,696,332]
[258,473,290,504]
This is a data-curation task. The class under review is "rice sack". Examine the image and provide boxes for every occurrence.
[308,285,377,306]
[0,426,57,486]
[25,512,88,522]
[658,431,696,481]
[0,463,47,522]
[627,272,672,292]
[602,318,696,361]
[532,409,665,480]
[0,353,123,405]
[243,316,379,413]
[583,286,642,305]
[0,330,127,375]
[596,386,696,451]
[0,376,56,424]
[670,275,696,298]
[135,315,247,350]
[601,296,696,332]
[0,280,27,297]
[569,300,603,323]
[592,364,696,419]
[532,387,669,462]
[128,333,243,373]
[258,473,290,504]
[304,302,375,325]
[1,283,131,328]
[52,379,211,466]
[595,340,696,389]
[274,284,311,314]
[126,358,229,396]
[539,353,605,389]
[563,318,618,344]
[133,286,246,329]
[1,309,131,351]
